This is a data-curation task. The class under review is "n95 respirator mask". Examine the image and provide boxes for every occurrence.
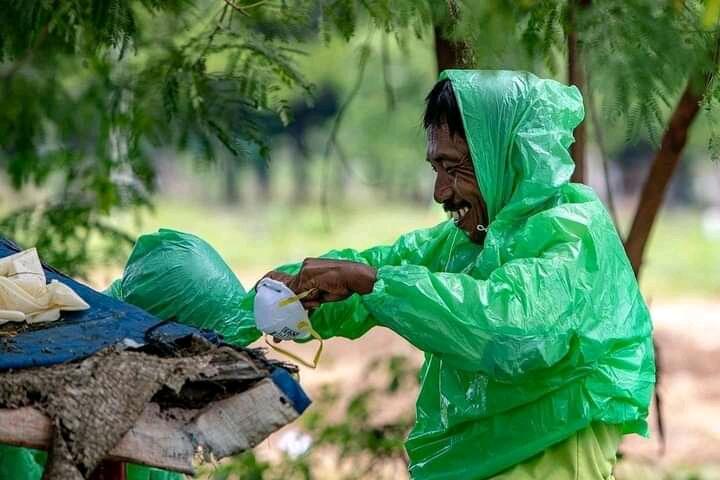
[254,278,323,368]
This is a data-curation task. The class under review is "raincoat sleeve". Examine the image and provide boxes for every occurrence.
[361,204,617,378]
[230,222,455,345]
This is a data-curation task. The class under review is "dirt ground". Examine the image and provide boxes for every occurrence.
[620,301,720,473]
[255,299,720,477]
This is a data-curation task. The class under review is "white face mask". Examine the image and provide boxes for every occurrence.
[253,278,324,369]
[254,278,311,340]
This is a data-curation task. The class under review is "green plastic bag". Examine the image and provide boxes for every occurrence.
[109,228,248,342]
[0,445,45,480]
[0,443,181,480]
[228,70,655,479]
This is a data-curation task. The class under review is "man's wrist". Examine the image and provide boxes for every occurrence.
[351,264,377,295]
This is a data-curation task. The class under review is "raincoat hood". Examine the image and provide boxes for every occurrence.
[440,69,583,224]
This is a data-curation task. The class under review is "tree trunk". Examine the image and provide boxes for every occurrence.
[292,136,311,204]
[434,26,467,73]
[254,159,271,201]
[567,0,590,184]
[624,83,703,276]
[223,156,240,204]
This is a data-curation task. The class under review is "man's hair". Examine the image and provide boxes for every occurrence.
[423,79,465,139]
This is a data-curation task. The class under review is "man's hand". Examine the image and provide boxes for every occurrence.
[260,270,296,287]
[260,259,377,310]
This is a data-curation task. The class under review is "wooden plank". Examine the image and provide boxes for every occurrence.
[188,378,299,459]
[103,403,196,474]
[0,406,51,449]
[0,378,299,474]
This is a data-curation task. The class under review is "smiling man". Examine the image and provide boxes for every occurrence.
[249,70,655,479]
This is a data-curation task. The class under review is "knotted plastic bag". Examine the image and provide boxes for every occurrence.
[106,229,247,339]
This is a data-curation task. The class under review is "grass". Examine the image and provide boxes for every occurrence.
[111,199,443,287]
[106,198,720,299]
[639,209,720,299]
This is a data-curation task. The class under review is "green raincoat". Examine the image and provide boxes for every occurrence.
[234,70,653,478]
[229,70,652,478]
[1,70,654,479]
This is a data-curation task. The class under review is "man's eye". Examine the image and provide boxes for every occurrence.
[430,164,437,172]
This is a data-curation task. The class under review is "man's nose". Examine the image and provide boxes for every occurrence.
[433,173,452,204]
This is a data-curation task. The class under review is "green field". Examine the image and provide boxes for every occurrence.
[111,199,719,300]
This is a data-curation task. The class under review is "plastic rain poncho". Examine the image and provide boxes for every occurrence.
[105,70,655,479]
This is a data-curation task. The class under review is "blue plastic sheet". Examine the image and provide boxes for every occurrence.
[0,237,215,370]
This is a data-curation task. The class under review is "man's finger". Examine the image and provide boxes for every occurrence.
[302,299,321,310]
[256,271,295,291]
[266,271,294,283]
[321,291,350,303]
[299,289,321,309]
[300,290,350,310]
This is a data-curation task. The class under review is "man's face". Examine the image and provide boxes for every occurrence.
[427,124,488,244]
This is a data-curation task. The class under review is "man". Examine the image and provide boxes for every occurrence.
[50,69,652,479]
[245,70,655,479]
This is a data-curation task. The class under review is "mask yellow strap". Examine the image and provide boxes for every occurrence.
[264,325,324,369]
[277,288,317,307]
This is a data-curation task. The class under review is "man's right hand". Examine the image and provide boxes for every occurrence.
[259,270,296,289]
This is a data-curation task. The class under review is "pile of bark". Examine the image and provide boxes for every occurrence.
[0,334,299,480]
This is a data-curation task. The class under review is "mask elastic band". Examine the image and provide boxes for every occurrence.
[264,327,324,369]
[278,288,317,307]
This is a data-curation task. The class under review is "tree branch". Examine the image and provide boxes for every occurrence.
[567,0,591,184]
[381,34,396,111]
[223,0,267,16]
[624,83,703,276]
[623,29,720,276]
[433,0,470,73]
[320,38,373,231]
[1,2,75,82]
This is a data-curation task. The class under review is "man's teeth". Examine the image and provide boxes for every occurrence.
[450,207,470,222]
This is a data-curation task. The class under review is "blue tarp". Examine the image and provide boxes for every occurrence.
[0,237,222,371]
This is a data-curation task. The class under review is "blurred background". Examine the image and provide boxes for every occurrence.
[2,1,720,479]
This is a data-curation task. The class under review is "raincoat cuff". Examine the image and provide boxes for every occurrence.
[361,264,418,328]
[360,267,387,313]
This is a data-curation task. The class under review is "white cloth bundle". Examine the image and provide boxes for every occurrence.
[0,248,89,325]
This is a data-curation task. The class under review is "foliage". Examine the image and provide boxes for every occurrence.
[204,354,417,480]
[0,0,436,273]
[290,33,436,208]
[443,1,720,149]
[0,0,303,271]
[6,0,719,273]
